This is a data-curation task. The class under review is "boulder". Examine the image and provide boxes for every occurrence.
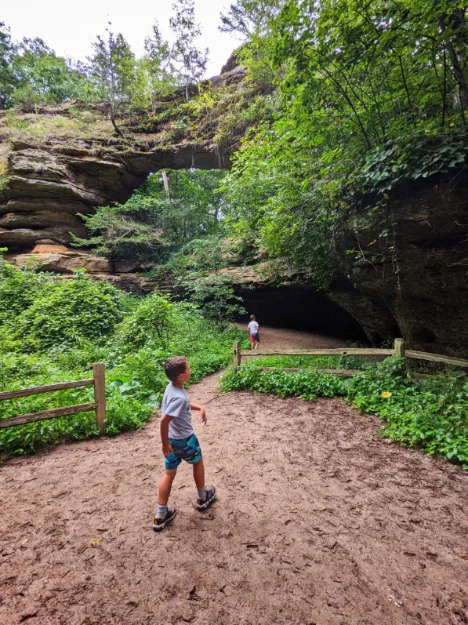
[31,243,70,253]
[12,250,111,274]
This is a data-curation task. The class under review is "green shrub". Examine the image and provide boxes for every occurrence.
[0,260,49,327]
[104,395,150,436]
[0,274,244,455]
[115,293,174,350]
[220,366,347,400]
[13,272,126,350]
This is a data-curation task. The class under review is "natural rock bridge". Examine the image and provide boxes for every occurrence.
[0,142,222,251]
[0,64,243,253]
[1,66,468,358]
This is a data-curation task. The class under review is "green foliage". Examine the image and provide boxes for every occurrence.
[0,23,17,108]
[182,273,246,327]
[244,354,368,370]
[220,1,285,38]
[220,366,347,400]
[0,260,49,327]
[349,359,468,466]
[0,255,244,456]
[175,236,247,326]
[88,27,135,133]
[220,357,468,467]
[12,272,125,351]
[75,169,227,261]
[220,0,468,286]
[221,124,338,287]
[115,293,173,349]
[11,38,89,109]
[169,0,208,100]
[131,22,176,114]
[354,130,468,194]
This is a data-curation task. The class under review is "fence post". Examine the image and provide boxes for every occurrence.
[394,338,405,357]
[93,362,106,434]
[232,342,241,368]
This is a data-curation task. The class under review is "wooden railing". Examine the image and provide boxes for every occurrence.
[0,363,106,433]
[232,339,468,373]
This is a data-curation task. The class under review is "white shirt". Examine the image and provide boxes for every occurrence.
[248,321,259,333]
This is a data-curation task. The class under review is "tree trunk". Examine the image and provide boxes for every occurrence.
[110,100,124,137]
[162,170,171,201]
[110,114,124,137]
[447,41,468,111]
[439,11,468,112]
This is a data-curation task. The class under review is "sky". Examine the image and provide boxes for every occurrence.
[1,0,242,78]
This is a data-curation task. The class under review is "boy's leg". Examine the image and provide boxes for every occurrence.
[193,457,216,511]
[192,457,205,489]
[153,468,178,532]
[158,468,177,506]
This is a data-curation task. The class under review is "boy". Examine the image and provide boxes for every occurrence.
[153,356,216,532]
[247,314,260,351]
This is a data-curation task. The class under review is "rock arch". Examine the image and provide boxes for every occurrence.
[0,142,225,252]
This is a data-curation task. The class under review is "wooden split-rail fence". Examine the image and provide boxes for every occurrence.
[232,338,468,374]
[0,363,106,432]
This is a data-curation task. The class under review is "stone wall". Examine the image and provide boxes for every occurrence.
[331,170,468,357]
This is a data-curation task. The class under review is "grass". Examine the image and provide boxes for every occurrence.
[3,110,118,144]
[242,354,370,370]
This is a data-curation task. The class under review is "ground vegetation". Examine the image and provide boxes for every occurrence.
[0,253,245,456]
[220,356,468,466]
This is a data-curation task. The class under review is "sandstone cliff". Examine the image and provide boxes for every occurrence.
[0,67,246,252]
[1,68,467,358]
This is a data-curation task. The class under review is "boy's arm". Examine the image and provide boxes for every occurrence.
[160,414,174,456]
[190,402,207,425]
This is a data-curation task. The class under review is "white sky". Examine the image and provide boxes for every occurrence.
[2,0,242,78]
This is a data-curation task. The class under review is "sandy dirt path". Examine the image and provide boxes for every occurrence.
[0,328,467,625]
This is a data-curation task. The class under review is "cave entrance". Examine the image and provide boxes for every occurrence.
[237,285,368,342]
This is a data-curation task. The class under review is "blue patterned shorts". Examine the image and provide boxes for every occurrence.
[165,433,202,470]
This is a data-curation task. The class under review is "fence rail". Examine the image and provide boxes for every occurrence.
[232,339,468,372]
[0,363,106,433]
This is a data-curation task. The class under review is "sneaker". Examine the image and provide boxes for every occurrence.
[152,507,177,532]
[196,486,216,511]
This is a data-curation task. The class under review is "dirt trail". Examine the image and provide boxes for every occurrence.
[239,325,347,350]
[0,328,467,625]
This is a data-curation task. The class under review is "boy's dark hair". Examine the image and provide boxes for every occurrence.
[165,357,188,382]
[250,314,256,321]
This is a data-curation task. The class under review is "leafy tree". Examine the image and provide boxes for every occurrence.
[6,37,87,109]
[169,0,209,100]
[0,23,17,109]
[177,237,246,327]
[219,0,468,288]
[88,26,135,134]
[74,169,227,260]
[219,1,285,89]
[220,0,284,38]
[132,22,176,113]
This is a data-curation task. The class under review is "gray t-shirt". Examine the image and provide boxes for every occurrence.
[161,382,194,440]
